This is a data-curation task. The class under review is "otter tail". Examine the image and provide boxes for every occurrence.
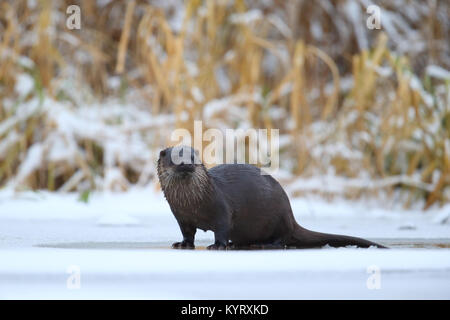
[287,223,387,249]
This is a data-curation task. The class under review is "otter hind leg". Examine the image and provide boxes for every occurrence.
[206,228,228,250]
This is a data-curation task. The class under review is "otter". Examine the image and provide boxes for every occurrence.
[157,146,386,250]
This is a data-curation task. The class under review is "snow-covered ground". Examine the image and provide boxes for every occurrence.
[0,187,449,299]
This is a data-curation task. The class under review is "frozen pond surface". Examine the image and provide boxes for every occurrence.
[34,238,450,250]
[0,188,449,299]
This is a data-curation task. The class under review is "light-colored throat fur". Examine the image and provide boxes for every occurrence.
[157,162,213,209]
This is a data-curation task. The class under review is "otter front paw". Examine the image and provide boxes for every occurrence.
[172,240,195,249]
[207,242,227,250]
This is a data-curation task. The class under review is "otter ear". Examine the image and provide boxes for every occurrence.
[160,150,166,158]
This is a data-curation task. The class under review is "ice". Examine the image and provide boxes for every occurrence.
[96,213,140,226]
[0,187,449,299]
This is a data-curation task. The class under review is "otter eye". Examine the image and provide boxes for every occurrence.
[160,150,166,157]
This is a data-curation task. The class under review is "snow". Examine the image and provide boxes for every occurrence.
[1,97,179,191]
[287,174,435,194]
[14,74,34,96]
[344,0,368,50]
[409,74,434,107]
[0,187,449,299]
[267,14,292,38]
[14,143,44,186]
[0,130,20,156]
[426,65,450,80]
[190,87,204,103]
[310,142,364,160]
[1,0,449,300]
[432,207,450,225]
[229,10,263,25]
[0,97,40,137]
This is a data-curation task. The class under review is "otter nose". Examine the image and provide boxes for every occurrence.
[177,162,194,173]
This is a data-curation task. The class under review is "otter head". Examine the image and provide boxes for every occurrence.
[157,146,212,208]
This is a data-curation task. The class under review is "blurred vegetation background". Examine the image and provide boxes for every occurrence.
[0,0,449,208]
